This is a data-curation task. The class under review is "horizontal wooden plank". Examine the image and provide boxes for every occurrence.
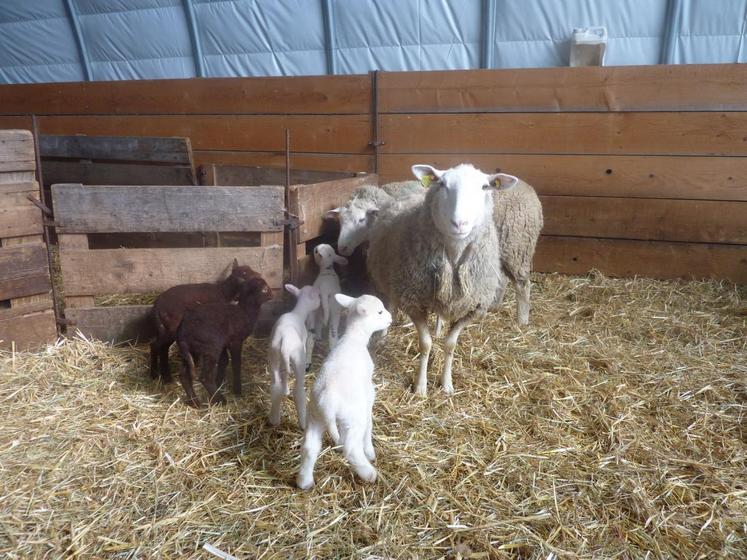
[0,310,57,351]
[201,163,356,187]
[59,246,283,296]
[65,297,285,344]
[194,151,374,174]
[34,115,371,154]
[39,134,192,164]
[541,196,746,244]
[535,236,747,283]
[0,293,54,321]
[0,171,36,185]
[1,234,44,247]
[0,181,39,196]
[52,184,284,233]
[289,175,378,243]
[379,154,747,201]
[380,64,747,113]
[380,113,747,156]
[0,243,51,300]
[43,161,194,187]
[0,129,35,173]
[0,75,370,116]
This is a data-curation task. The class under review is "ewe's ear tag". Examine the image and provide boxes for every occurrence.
[491,177,502,188]
[421,174,435,188]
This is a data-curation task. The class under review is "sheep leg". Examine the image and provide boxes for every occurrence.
[149,341,159,379]
[178,350,200,408]
[229,342,243,396]
[515,276,531,326]
[441,311,478,395]
[363,412,375,462]
[328,300,341,348]
[268,348,285,426]
[292,348,308,430]
[215,348,229,388]
[410,310,432,397]
[297,416,324,490]
[343,425,377,483]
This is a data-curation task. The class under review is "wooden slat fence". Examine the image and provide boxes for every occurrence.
[1,65,745,282]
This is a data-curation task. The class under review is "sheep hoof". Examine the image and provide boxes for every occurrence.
[268,415,281,427]
[442,384,455,396]
[161,374,174,384]
[358,467,378,483]
[209,393,226,405]
[305,364,311,373]
[365,448,376,462]
[185,397,201,408]
[413,385,427,397]
[297,476,315,490]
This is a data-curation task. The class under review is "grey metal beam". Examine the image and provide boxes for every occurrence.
[183,0,206,77]
[480,0,496,69]
[63,0,92,81]
[660,0,682,64]
[321,0,337,75]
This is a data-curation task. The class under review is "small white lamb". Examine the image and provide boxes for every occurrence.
[268,284,321,429]
[297,293,392,490]
[307,244,348,354]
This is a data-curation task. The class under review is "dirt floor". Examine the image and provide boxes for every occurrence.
[1,272,745,559]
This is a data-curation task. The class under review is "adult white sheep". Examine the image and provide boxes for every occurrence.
[367,163,511,396]
[329,174,542,326]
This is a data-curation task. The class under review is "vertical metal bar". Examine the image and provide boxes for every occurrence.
[321,0,337,75]
[63,0,92,81]
[368,70,382,176]
[285,129,298,284]
[31,115,63,334]
[660,0,682,65]
[183,0,206,77]
[480,0,496,69]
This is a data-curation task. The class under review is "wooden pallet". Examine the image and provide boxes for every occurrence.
[52,183,285,344]
[0,130,57,350]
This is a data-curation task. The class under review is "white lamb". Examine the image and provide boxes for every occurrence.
[268,284,321,429]
[307,244,348,356]
[297,294,392,490]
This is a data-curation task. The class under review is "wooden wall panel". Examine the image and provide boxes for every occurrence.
[378,154,747,201]
[380,64,747,113]
[541,197,746,244]
[535,236,747,283]
[34,115,371,154]
[0,310,57,351]
[0,74,371,115]
[0,244,51,301]
[380,112,747,156]
[193,151,374,174]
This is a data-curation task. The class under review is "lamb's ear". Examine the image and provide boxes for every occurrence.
[232,258,239,271]
[284,284,300,297]
[325,208,341,220]
[411,164,442,187]
[487,173,519,190]
[333,254,348,266]
[334,294,355,308]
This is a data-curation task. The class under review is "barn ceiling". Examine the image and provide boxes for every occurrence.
[1,0,746,84]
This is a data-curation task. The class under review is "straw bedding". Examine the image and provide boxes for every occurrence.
[1,273,745,559]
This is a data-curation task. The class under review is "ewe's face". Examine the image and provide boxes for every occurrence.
[336,204,373,256]
[414,164,495,240]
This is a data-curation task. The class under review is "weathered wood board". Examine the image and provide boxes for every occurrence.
[52,184,285,233]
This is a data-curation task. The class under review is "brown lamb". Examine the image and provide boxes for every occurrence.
[149,259,259,382]
[176,275,273,407]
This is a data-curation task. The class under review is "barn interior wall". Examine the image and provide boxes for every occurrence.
[0,63,744,283]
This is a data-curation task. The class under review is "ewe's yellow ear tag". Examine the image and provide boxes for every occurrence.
[492,177,502,188]
[421,174,435,188]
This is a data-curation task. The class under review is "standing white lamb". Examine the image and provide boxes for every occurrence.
[367,163,513,396]
[307,244,348,359]
[329,174,542,326]
[268,284,321,429]
[297,294,392,490]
